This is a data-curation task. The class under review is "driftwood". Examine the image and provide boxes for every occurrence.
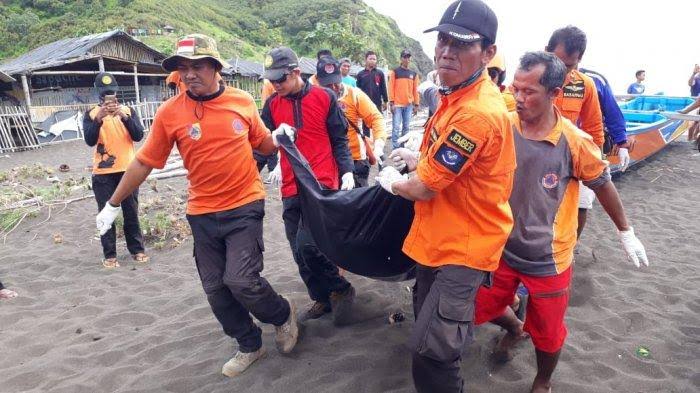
[150,160,183,175]
[148,169,188,180]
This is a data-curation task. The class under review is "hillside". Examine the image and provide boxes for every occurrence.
[0,0,433,75]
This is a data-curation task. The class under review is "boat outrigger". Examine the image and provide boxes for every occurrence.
[607,96,698,173]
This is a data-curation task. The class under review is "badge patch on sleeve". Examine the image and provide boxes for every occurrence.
[434,144,468,174]
[562,80,585,98]
[447,130,477,155]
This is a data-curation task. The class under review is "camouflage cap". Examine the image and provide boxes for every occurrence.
[162,34,231,72]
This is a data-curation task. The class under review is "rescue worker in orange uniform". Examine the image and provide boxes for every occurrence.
[165,71,187,94]
[93,34,299,378]
[318,55,387,187]
[388,49,420,149]
[475,51,648,393]
[83,72,147,268]
[545,26,604,238]
[376,1,516,391]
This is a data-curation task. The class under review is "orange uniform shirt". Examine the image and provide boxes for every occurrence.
[260,79,275,104]
[137,87,270,215]
[89,106,136,174]
[504,110,608,276]
[402,71,516,271]
[337,86,387,160]
[554,69,604,147]
[388,67,420,107]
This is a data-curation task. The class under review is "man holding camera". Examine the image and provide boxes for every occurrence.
[83,72,147,268]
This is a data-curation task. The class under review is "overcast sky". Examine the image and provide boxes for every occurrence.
[364,0,697,96]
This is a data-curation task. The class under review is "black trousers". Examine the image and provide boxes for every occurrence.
[410,264,488,393]
[282,196,350,304]
[253,151,278,173]
[187,200,290,353]
[92,172,144,259]
[353,159,370,188]
[0,280,4,290]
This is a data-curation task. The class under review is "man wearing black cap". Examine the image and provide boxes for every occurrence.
[388,49,420,149]
[83,72,147,268]
[317,56,387,187]
[261,47,357,324]
[375,1,516,392]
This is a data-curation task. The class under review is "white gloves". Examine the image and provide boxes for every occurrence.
[396,130,423,152]
[375,166,407,195]
[267,163,282,186]
[618,227,649,268]
[96,203,121,236]
[618,148,630,172]
[271,123,296,147]
[340,172,355,191]
[373,139,386,162]
[389,148,420,172]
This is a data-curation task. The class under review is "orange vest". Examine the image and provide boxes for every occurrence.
[89,106,136,175]
[553,69,604,146]
[337,86,387,160]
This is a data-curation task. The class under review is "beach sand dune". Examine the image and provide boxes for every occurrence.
[0,140,698,393]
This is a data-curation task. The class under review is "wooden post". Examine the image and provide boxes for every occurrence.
[20,74,32,109]
[98,57,105,72]
[133,64,141,103]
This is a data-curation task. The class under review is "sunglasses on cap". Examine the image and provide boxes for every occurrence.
[270,71,292,85]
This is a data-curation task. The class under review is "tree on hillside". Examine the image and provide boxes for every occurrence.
[300,20,364,62]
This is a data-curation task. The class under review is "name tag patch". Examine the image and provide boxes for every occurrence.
[447,130,477,155]
[563,81,584,99]
[434,144,467,174]
[430,128,439,143]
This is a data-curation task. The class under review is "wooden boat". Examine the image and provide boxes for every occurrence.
[607,96,697,173]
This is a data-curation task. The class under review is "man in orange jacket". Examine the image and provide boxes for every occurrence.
[388,50,420,149]
[545,26,604,238]
[376,1,516,391]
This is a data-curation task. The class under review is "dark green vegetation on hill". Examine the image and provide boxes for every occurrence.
[0,0,433,74]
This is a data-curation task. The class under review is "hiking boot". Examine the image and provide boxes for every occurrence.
[221,347,267,377]
[275,301,299,354]
[300,301,332,321]
[330,285,356,326]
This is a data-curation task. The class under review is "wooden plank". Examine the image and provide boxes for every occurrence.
[133,64,141,103]
[0,115,17,152]
[30,70,169,77]
[21,75,32,108]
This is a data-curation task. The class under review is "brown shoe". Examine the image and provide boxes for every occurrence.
[330,285,355,326]
[300,301,331,321]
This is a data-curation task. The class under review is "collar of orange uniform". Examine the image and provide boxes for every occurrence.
[439,67,485,98]
[438,69,488,107]
[564,69,583,85]
[514,106,565,145]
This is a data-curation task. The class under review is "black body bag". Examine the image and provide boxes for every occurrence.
[278,135,416,281]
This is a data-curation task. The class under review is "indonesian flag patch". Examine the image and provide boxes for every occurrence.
[176,38,196,56]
